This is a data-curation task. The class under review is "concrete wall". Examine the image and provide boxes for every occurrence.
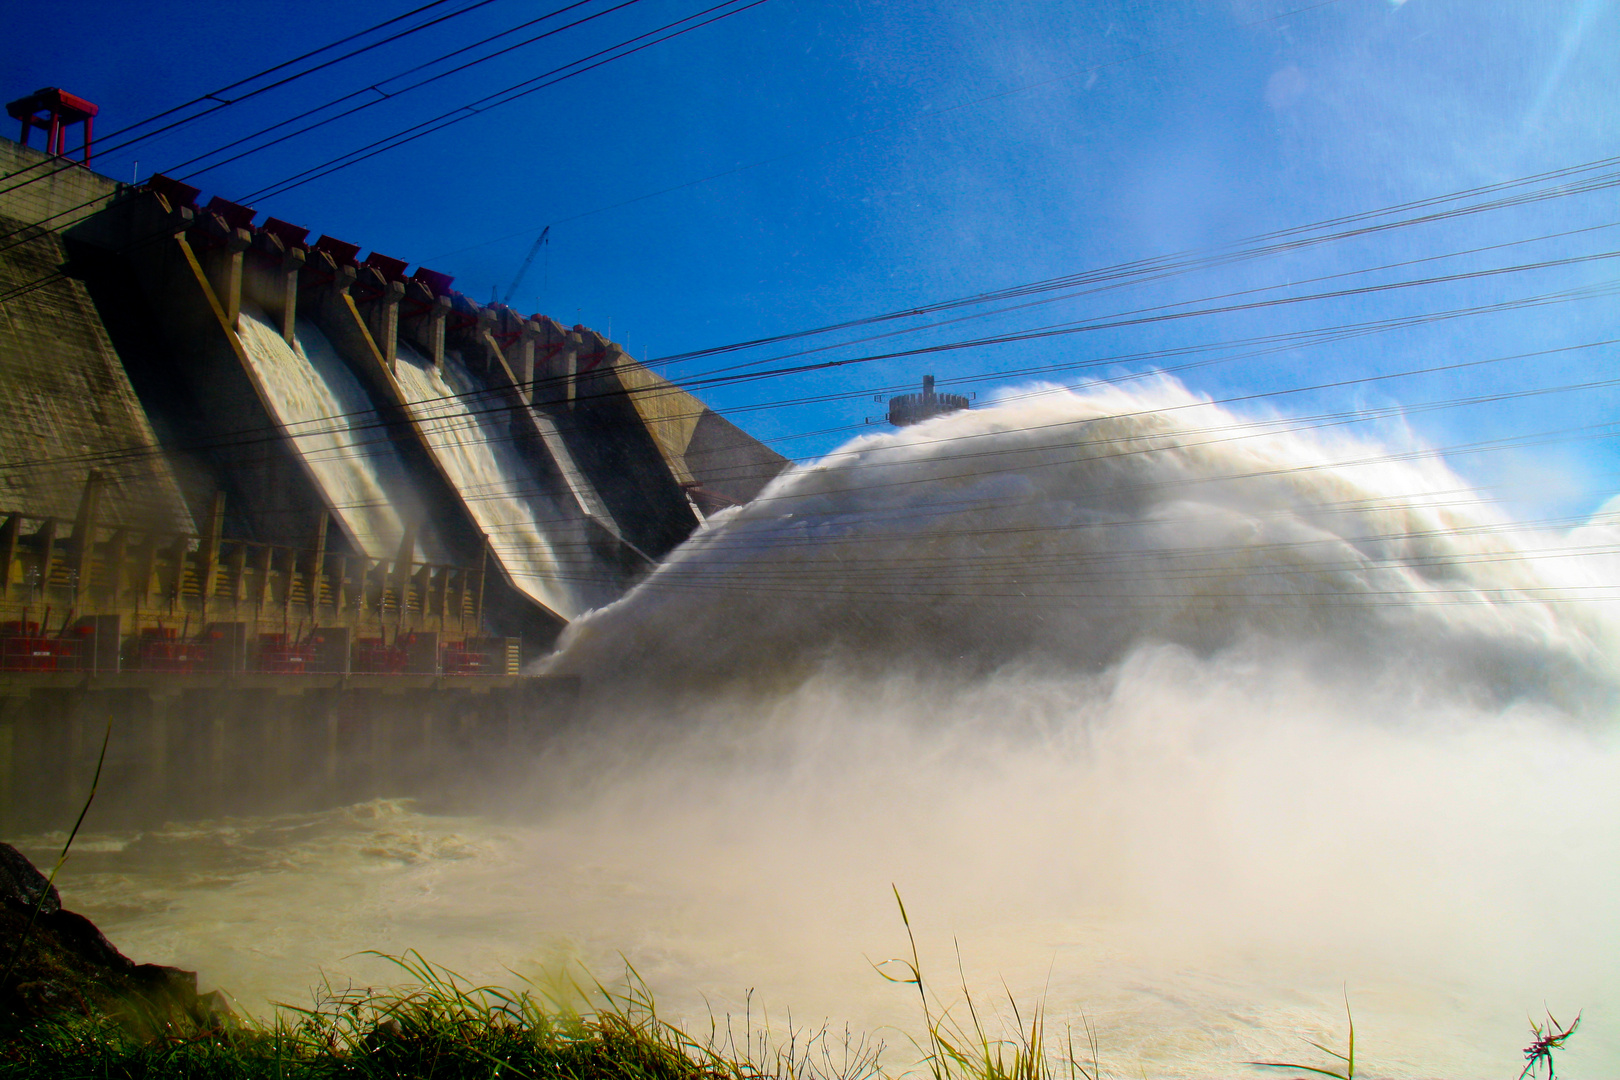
[562,348,703,557]
[0,139,122,234]
[582,336,789,509]
[0,673,579,832]
[0,212,193,531]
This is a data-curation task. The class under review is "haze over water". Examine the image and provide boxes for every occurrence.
[28,382,1620,1077]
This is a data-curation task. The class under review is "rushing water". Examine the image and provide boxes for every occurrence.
[235,304,424,558]
[24,381,1620,1077]
[390,342,608,620]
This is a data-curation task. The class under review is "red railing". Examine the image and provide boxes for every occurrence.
[0,625,513,676]
[137,627,209,673]
[256,633,315,674]
[0,622,80,672]
[440,641,490,676]
[352,636,408,674]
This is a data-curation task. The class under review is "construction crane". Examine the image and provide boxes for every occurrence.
[501,225,549,308]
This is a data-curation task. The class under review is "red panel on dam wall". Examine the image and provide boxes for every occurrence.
[261,217,310,248]
[312,235,361,265]
[205,196,256,230]
[362,253,408,281]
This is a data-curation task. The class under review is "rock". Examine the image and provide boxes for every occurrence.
[361,1015,405,1053]
[0,846,230,1040]
[44,909,132,971]
[0,844,59,916]
[197,990,237,1028]
[129,964,196,998]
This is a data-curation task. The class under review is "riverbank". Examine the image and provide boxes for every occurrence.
[2,952,856,1080]
[1,836,855,1080]
[0,848,1584,1080]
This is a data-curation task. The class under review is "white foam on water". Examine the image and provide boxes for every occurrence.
[37,379,1620,1077]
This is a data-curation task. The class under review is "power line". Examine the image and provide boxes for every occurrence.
[3,251,1612,488]
[0,0,769,252]
[0,0,506,193]
[653,215,1620,387]
[163,0,647,186]
[240,0,776,203]
[650,252,1620,401]
[29,335,1620,557]
[3,236,1615,537]
[637,157,1620,370]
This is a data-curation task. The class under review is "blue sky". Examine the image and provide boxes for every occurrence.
[8,0,1618,523]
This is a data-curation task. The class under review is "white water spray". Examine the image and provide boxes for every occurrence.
[43,380,1620,1078]
[549,379,1615,703]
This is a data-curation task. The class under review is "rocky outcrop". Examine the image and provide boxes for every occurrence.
[0,844,59,917]
[0,843,231,1038]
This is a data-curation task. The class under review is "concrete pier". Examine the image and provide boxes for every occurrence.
[0,672,577,832]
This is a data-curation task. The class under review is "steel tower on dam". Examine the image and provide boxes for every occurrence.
[0,106,787,827]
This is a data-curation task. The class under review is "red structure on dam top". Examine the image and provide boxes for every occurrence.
[6,87,98,165]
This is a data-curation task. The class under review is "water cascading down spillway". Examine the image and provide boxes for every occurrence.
[234,302,433,560]
[391,341,614,621]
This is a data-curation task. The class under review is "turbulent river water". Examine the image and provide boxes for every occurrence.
[19,382,1620,1077]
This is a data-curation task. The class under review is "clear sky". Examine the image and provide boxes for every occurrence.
[8,0,1618,524]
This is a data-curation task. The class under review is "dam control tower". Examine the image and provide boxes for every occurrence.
[888,375,969,427]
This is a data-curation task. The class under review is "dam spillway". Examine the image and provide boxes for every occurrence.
[391,340,614,622]
[235,303,423,562]
[0,128,787,828]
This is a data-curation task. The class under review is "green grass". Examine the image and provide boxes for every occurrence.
[874,887,1097,1080]
[0,950,885,1080]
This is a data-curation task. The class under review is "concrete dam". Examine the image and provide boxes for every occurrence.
[0,122,786,828]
